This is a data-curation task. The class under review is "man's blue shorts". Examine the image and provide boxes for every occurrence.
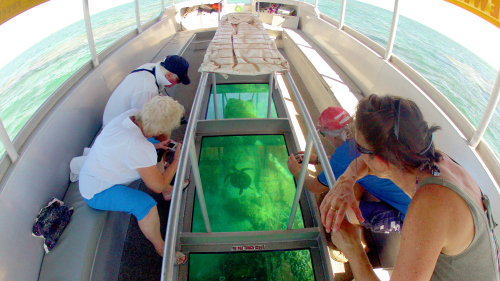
[84,185,157,221]
[359,201,402,233]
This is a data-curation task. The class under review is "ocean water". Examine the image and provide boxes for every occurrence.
[0,0,499,159]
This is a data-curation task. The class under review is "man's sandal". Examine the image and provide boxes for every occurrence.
[175,251,187,265]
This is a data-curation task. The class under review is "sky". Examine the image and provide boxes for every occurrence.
[0,0,499,70]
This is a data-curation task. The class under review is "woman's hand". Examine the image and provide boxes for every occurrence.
[320,160,368,232]
[330,218,364,254]
[154,139,174,150]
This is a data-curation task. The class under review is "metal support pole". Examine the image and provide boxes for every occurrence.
[384,0,400,61]
[218,0,221,25]
[162,72,209,281]
[212,73,219,119]
[287,134,314,229]
[161,0,165,11]
[134,0,142,33]
[470,69,500,147]
[0,118,18,163]
[314,0,319,10]
[339,0,346,30]
[267,73,274,118]
[257,1,260,17]
[189,138,212,232]
[82,0,99,67]
[284,72,335,187]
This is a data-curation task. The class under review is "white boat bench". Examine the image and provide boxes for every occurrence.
[37,31,196,281]
[282,28,363,115]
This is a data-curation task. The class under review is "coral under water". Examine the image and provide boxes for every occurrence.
[193,135,303,233]
[189,250,315,281]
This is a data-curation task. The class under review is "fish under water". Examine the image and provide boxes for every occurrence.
[224,166,252,195]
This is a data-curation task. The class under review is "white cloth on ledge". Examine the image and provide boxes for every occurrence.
[198,12,290,76]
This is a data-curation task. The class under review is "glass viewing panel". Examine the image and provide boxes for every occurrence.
[193,135,304,232]
[206,84,278,119]
[0,0,87,146]
[189,250,315,280]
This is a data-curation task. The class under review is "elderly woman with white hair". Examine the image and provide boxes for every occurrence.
[79,96,187,263]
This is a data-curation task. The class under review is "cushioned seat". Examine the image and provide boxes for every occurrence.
[38,181,107,281]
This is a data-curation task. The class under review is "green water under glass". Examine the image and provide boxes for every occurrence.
[188,84,314,280]
[192,135,304,232]
[188,250,315,280]
[206,84,278,119]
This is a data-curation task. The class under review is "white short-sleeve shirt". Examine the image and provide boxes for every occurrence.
[102,63,159,126]
[79,109,157,199]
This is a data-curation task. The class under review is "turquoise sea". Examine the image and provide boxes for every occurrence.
[0,0,499,158]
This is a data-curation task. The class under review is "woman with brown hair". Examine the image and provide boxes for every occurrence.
[320,94,499,280]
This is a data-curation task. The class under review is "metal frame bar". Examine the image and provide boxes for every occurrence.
[284,72,335,187]
[339,0,347,30]
[188,139,212,232]
[287,134,313,229]
[162,72,209,281]
[212,73,219,119]
[384,0,400,60]
[134,0,142,33]
[0,118,18,163]
[470,69,500,147]
[82,0,99,67]
[267,73,274,118]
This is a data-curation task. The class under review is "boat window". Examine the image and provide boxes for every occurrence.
[88,0,137,54]
[139,0,163,26]
[0,0,87,149]
[206,84,278,119]
[188,250,315,280]
[192,135,305,232]
[392,1,500,160]
[318,0,341,20]
[319,0,392,48]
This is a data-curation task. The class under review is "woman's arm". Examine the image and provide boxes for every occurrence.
[332,184,460,281]
[320,159,368,232]
[137,143,182,193]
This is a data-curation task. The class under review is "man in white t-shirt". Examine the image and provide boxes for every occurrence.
[102,55,191,126]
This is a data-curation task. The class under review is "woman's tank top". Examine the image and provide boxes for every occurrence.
[418,177,499,280]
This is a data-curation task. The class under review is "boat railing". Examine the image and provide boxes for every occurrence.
[161,69,337,280]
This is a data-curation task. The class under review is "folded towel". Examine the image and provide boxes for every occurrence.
[69,147,91,182]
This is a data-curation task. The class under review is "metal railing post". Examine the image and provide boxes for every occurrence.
[257,1,260,17]
[162,72,209,281]
[287,134,313,229]
[267,73,274,118]
[284,72,335,187]
[161,0,165,11]
[314,0,319,10]
[212,73,219,119]
[189,139,212,232]
[0,118,18,163]
[384,0,400,61]
[339,0,347,30]
[470,69,500,147]
[82,0,99,67]
[134,0,142,33]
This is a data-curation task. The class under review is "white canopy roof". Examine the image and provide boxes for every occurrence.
[198,12,290,76]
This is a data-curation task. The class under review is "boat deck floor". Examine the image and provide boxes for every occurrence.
[116,48,379,281]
